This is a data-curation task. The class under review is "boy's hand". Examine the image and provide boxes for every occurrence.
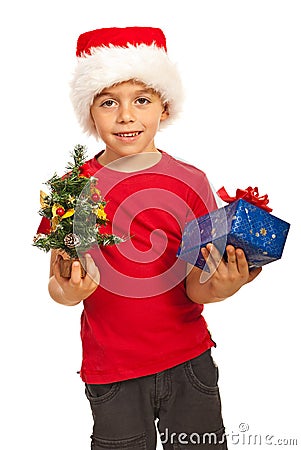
[51,253,100,306]
[186,244,262,304]
[201,243,262,300]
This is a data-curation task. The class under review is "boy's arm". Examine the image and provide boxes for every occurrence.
[48,251,100,306]
[185,244,262,304]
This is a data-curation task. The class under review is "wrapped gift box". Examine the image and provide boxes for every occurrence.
[177,197,290,271]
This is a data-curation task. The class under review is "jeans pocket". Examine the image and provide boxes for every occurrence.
[184,350,219,395]
[85,382,121,404]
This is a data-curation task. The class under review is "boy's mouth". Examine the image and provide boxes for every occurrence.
[114,131,142,138]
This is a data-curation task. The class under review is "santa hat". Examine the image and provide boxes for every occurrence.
[70,27,184,138]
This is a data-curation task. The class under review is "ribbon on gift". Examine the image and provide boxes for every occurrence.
[217,186,273,212]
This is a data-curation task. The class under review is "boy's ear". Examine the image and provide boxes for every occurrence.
[160,104,170,121]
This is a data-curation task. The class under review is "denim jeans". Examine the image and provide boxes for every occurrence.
[85,350,227,449]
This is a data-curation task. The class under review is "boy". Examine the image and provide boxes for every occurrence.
[47,27,261,449]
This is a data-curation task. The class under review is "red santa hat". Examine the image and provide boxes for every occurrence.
[70,27,184,138]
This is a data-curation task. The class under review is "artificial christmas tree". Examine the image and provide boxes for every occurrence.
[33,145,124,277]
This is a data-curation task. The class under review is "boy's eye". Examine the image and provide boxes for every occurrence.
[135,97,150,105]
[101,99,117,107]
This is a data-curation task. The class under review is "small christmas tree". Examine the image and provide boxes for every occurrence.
[33,145,124,274]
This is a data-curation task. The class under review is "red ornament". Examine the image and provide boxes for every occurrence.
[79,162,95,178]
[56,207,65,217]
[91,193,100,202]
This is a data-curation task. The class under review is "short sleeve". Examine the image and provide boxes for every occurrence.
[185,172,217,222]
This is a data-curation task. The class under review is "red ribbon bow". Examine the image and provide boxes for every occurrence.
[217,186,273,212]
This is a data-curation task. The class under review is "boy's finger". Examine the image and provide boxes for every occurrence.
[225,245,239,273]
[248,266,262,283]
[206,243,224,267]
[70,260,82,285]
[235,248,249,275]
[202,244,222,273]
[84,254,100,285]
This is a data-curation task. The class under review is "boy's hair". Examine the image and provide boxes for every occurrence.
[70,27,184,138]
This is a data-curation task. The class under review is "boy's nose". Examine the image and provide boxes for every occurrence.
[117,104,135,123]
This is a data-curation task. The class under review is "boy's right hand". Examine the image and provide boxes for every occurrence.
[50,253,100,306]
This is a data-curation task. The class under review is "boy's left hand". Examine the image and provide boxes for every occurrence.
[201,243,262,300]
[185,243,262,304]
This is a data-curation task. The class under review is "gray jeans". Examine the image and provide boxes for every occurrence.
[85,350,227,449]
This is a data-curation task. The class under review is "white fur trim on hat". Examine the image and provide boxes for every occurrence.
[70,43,184,138]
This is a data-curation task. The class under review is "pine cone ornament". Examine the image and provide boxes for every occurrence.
[64,233,81,248]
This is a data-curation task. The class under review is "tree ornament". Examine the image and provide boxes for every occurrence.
[64,233,81,248]
[91,192,100,202]
[56,207,65,217]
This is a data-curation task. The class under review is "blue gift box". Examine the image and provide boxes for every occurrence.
[177,198,290,270]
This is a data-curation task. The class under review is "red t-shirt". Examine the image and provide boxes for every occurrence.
[39,151,217,383]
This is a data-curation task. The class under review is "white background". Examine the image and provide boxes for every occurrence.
[1,1,300,448]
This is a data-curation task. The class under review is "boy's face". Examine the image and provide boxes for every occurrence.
[90,81,169,163]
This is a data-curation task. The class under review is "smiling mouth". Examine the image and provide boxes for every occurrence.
[115,131,142,137]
